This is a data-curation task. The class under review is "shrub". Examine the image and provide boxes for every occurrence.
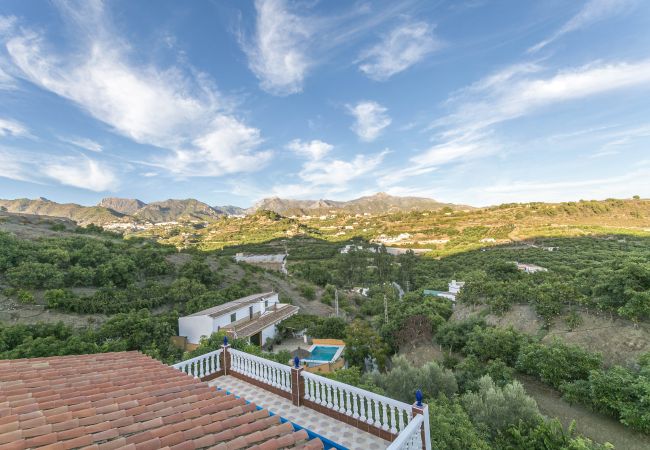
[426,396,492,450]
[17,290,35,304]
[516,340,602,389]
[300,284,316,300]
[461,376,541,437]
[464,326,528,366]
[373,356,457,402]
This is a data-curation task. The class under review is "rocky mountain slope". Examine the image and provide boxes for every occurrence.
[247,192,471,216]
[0,198,124,226]
[133,199,224,222]
[98,197,146,215]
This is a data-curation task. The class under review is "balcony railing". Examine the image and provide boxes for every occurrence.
[386,413,426,450]
[302,370,413,434]
[229,348,292,393]
[172,348,222,378]
[171,344,431,449]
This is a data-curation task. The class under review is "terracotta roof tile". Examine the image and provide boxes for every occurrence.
[0,352,324,450]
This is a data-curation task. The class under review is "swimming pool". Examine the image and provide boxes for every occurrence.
[309,345,339,362]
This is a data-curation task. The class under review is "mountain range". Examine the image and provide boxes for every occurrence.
[247,193,470,216]
[0,193,470,226]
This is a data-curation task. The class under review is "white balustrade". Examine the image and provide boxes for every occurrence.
[228,348,292,392]
[386,413,427,450]
[302,371,414,435]
[172,349,222,379]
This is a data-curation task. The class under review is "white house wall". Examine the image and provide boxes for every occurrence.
[179,315,213,345]
[261,324,278,345]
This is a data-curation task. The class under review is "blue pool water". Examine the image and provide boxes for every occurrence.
[309,346,339,362]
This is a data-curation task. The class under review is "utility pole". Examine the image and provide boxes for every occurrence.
[406,280,410,293]
[384,294,388,323]
[335,289,339,317]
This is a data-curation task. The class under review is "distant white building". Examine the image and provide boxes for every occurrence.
[178,292,299,346]
[515,262,548,273]
[376,233,412,244]
[449,280,465,294]
[423,280,465,302]
[340,244,376,254]
[351,287,370,297]
[479,238,496,243]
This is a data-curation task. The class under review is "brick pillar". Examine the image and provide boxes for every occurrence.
[291,366,304,406]
[221,344,230,375]
[412,403,428,450]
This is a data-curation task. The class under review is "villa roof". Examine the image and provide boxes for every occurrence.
[222,304,300,339]
[186,292,276,318]
[0,351,322,450]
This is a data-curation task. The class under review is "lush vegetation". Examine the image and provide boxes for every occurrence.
[0,310,183,362]
[436,319,650,434]
[4,200,650,448]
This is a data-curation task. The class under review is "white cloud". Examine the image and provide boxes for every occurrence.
[0,149,33,182]
[43,157,118,192]
[438,60,650,139]
[4,2,271,177]
[299,150,388,187]
[358,21,440,80]
[242,0,312,95]
[0,118,28,137]
[347,101,391,142]
[0,67,13,90]
[381,59,650,187]
[528,0,635,53]
[59,136,103,152]
[473,167,650,204]
[287,139,333,160]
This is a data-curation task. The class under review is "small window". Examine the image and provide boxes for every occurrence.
[230,313,236,323]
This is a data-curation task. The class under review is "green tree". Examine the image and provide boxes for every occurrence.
[461,376,541,438]
[344,319,389,370]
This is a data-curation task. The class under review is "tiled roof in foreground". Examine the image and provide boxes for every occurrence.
[0,352,323,450]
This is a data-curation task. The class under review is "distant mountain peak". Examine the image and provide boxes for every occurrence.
[98,197,147,215]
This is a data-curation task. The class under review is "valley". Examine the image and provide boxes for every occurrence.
[1,195,649,449]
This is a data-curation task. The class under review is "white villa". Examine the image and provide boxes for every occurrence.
[515,262,548,273]
[178,292,299,346]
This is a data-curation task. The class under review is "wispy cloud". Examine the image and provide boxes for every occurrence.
[272,139,388,198]
[3,1,271,178]
[59,136,103,152]
[0,146,116,191]
[0,148,33,182]
[358,20,440,81]
[436,59,650,138]
[474,166,650,204]
[382,59,650,186]
[43,157,118,192]
[287,139,333,160]
[0,118,28,137]
[528,0,635,53]
[299,150,388,187]
[241,0,312,96]
[347,101,391,141]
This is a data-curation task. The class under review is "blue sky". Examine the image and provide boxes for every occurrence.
[1,0,649,207]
